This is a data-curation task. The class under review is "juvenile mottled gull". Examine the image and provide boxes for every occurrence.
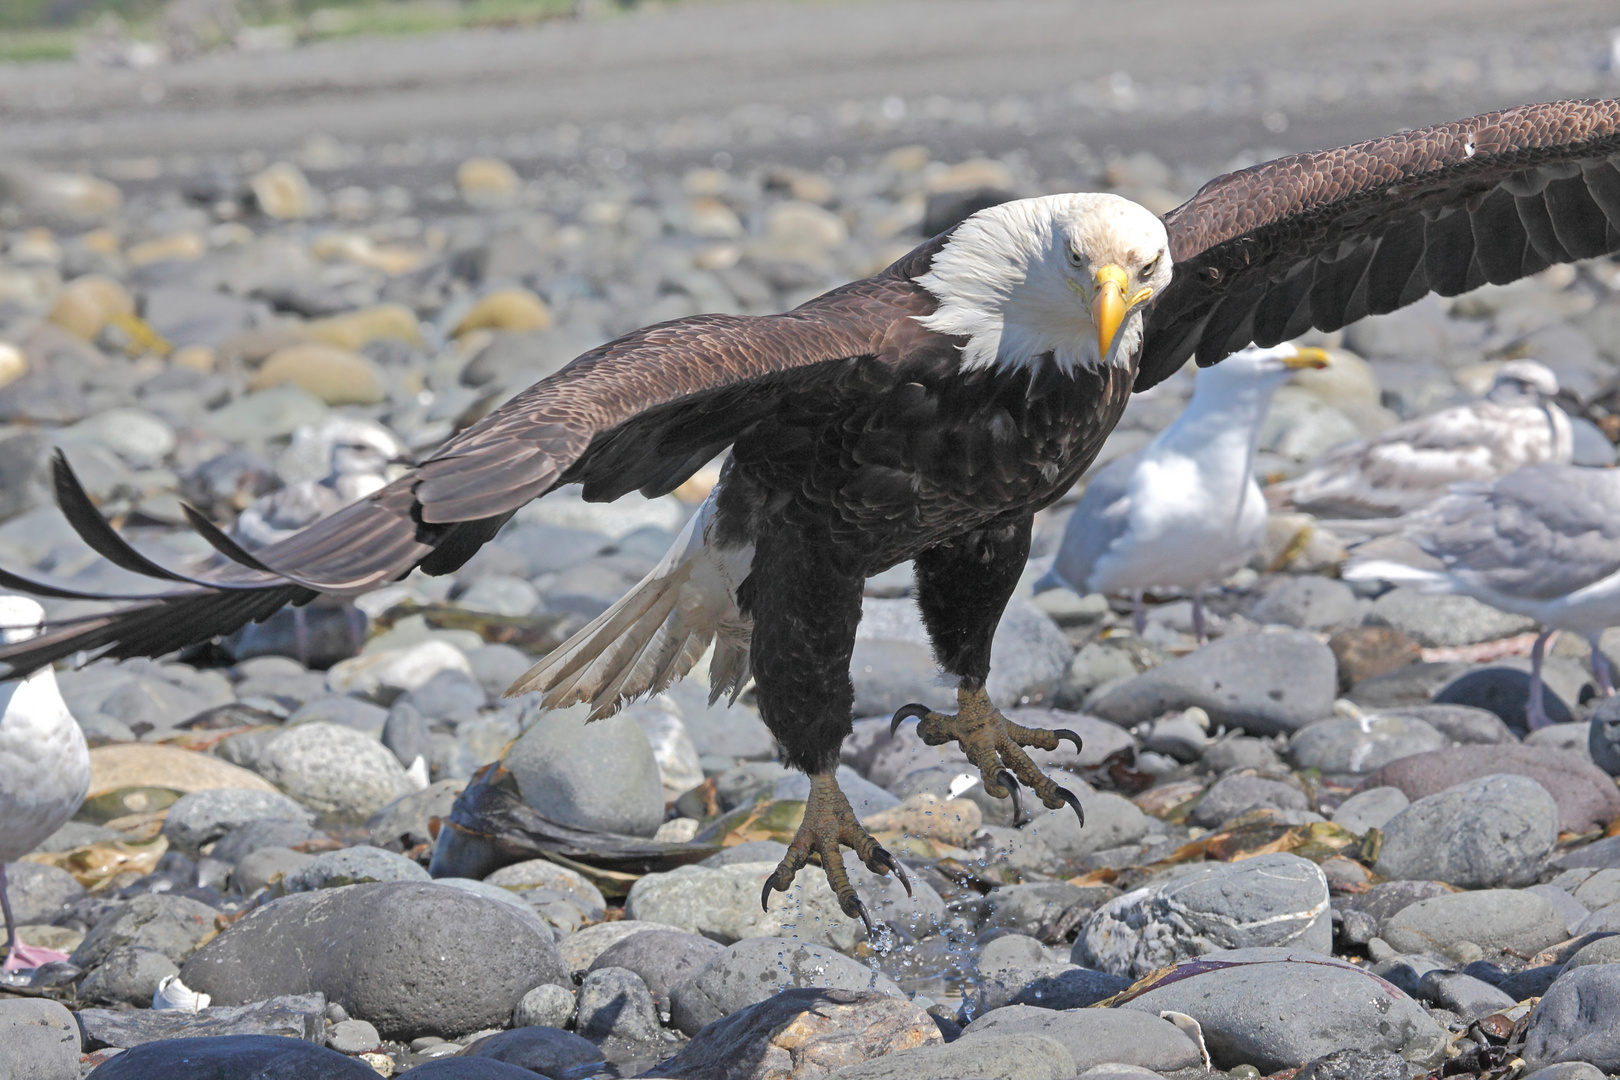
[1037,343,1329,641]
[1269,360,1572,519]
[1344,464,1620,729]
[0,595,89,970]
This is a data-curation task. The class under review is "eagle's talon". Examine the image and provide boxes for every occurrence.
[1053,728,1084,755]
[1056,785,1085,826]
[844,894,875,936]
[890,702,933,737]
[997,768,1025,825]
[760,877,779,912]
[872,847,912,897]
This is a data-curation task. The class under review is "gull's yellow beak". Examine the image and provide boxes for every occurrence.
[1283,346,1331,370]
[1091,264,1154,360]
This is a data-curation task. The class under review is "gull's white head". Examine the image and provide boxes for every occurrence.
[0,594,44,646]
[1199,342,1332,392]
[914,192,1173,375]
[1487,359,1560,403]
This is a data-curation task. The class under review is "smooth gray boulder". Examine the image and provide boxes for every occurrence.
[1076,853,1331,978]
[668,937,903,1037]
[1115,947,1447,1072]
[503,705,664,837]
[180,882,568,1039]
[1289,713,1447,775]
[1086,630,1336,735]
[0,999,79,1080]
[1380,889,1569,962]
[1523,964,1620,1071]
[1374,773,1559,887]
[960,1004,1202,1072]
[827,1034,1075,1080]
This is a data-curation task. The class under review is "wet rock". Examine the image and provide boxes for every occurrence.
[588,928,724,1012]
[1435,667,1576,731]
[459,1027,604,1073]
[575,966,661,1042]
[1115,947,1446,1072]
[1189,773,1310,827]
[77,994,327,1051]
[0,999,79,1078]
[1522,964,1620,1071]
[255,721,417,821]
[281,845,431,892]
[668,937,903,1037]
[180,882,568,1039]
[1086,630,1336,735]
[0,861,84,926]
[1380,888,1569,962]
[71,894,218,969]
[975,965,1132,1012]
[655,988,940,1080]
[1374,773,1558,887]
[983,882,1089,935]
[1289,712,1447,775]
[1366,588,1537,647]
[960,1005,1201,1072]
[1329,786,1409,834]
[86,1034,373,1077]
[1076,853,1331,978]
[827,1033,1075,1080]
[161,787,314,856]
[503,706,664,837]
[1362,745,1620,834]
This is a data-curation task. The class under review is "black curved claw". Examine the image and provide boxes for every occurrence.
[874,847,913,898]
[1054,728,1084,755]
[890,703,933,737]
[761,875,781,913]
[996,768,1024,825]
[844,894,875,936]
[1056,785,1085,827]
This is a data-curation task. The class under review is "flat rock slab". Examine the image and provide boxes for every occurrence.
[1288,713,1447,775]
[1380,889,1569,962]
[1374,773,1559,888]
[83,1033,376,1080]
[655,988,940,1080]
[1114,947,1446,1072]
[1361,746,1620,834]
[180,882,567,1040]
[825,1033,1075,1080]
[959,1004,1202,1072]
[1523,964,1620,1072]
[77,993,325,1050]
[87,743,278,799]
[1076,852,1331,978]
[669,937,904,1037]
[1085,630,1336,735]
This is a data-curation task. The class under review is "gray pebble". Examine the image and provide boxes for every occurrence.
[576,966,661,1042]
[281,845,430,892]
[513,983,576,1029]
[1374,774,1558,887]
[327,1018,382,1054]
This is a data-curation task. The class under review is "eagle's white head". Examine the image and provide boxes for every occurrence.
[914,192,1173,375]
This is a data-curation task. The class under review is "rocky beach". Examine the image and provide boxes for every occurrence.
[4,2,1620,1078]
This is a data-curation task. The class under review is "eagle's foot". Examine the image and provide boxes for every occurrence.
[891,686,1084,828]
[760,771,911,935]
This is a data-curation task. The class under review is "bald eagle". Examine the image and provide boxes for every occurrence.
[4,98,1620,929]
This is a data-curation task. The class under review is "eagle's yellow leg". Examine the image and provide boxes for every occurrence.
[761,771,910,934]
[893,686,1084,826]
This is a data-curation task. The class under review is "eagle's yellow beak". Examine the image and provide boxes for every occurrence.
[1283,346,1331,370]
[1092,264,1153,360]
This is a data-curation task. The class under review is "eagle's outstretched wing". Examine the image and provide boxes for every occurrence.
[1139,98,1620,389]
[0,246,943,675]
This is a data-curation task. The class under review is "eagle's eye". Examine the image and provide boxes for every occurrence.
[1141,256,1160,278]
[1065,246,1085,269]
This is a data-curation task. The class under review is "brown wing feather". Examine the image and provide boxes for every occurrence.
[1138,97,1620,389]
[0,244,946,676]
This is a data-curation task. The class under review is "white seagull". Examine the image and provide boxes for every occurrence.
[0,595,90,971]
[1268,359,1572,519]
[1036,342,1329,641]
[1344,464,1620,729]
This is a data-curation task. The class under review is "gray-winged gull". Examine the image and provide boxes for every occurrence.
[0,595,89,970]
[1269,360,1572,519]
[1036,342,1329,641]
[1344,463,1620,729]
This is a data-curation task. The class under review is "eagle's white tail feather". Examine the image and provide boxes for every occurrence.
[506,493,754,720]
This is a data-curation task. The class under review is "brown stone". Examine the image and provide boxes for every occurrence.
[1362,745,1620,834]
[89,744,279,800]
[862,793,981,846]
[250,343,386,406]
[654,988,940,1080]
[1329,624,1422,693]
